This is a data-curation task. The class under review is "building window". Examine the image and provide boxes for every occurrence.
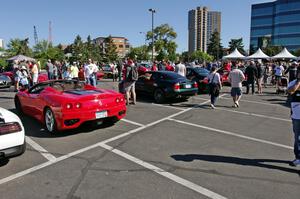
[119,45,124,48]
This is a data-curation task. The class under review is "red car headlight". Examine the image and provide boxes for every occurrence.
[0,122,22,135]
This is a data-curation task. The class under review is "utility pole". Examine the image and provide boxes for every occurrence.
[148,8,156,63]
[33,26,38,45]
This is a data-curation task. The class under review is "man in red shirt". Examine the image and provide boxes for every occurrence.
[165,61,174,71]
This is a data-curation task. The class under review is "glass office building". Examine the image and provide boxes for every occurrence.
[250,0,300,52]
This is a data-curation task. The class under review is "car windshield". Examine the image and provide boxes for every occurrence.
[51,81,85,92]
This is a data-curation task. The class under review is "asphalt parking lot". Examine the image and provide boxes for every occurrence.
[0,80,299,199]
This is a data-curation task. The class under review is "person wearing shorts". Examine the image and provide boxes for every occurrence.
[228,62,245,108]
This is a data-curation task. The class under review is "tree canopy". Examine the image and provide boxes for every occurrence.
[228,38,246,55]
[207,31,223,60]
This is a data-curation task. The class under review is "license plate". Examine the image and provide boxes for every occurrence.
[185,84,191,88]
[95,111,107,119]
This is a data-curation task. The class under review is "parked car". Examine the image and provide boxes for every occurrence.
[218,67,247,86]
[0,74,12,88]
[0,107,26,159]
[14,80,126,133]
[135,71,198,103]
[78,68,104,81]
[101,65,117,78]
[186,67,210,93]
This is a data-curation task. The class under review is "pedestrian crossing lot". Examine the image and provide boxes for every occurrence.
[0,86,299,199]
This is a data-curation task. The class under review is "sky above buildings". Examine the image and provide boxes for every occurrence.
[1,0,269,52]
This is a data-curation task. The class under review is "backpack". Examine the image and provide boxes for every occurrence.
[126,66,138,81]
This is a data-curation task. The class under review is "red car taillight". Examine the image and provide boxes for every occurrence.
[65,103,73,110]
[193,82,198,88]
[0,122,22,135]
[173,83,180,91]
[75,102,81,109]
[116,96,125,103]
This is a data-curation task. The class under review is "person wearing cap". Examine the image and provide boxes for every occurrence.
[287,67,300,167]
[70,62,79,80]
[19,65,29,89]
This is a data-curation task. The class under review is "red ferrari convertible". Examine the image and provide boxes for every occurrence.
[14,80,126,133]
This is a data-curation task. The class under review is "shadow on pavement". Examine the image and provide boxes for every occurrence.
[171,154,300,175]
[9,108,116,138]
[0,158,9,167]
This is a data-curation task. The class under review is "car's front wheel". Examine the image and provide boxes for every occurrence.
[154,89,165,103]
[44,108,57,133]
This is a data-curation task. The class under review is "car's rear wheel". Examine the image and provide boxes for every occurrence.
[14,97,23,115]
[44,108,57,133]
[154,89,165,103]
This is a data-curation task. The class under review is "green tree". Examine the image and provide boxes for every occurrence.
[292,48,300,57]
[228,38,245,55]
[191,51,213,63]
[146,24,177,61]
[127,45,150,61]
[7,38,32,56]
[104,36,118,62]
[72,35,84,63]
[263,45,283,56]
[180,51,191,63]
[207,31,223,60]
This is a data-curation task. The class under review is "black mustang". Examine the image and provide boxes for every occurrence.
[135,71,198,103]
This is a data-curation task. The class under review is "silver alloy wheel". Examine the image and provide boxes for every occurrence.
[45,109,55,132]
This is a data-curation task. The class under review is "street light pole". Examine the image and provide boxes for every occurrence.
[148,8,156,63]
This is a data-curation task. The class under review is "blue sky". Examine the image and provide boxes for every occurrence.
[1,0,268,52]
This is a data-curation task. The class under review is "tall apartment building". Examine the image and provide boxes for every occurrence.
[250,0,300,51]
[0,39,4,49]
[93,36,130,58]
[188,7,221,53]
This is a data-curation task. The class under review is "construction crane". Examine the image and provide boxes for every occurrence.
[33,26,38,45]
[48,21,52,45]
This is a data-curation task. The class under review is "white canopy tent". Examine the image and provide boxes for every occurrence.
[6,55,35,62]
[222,48,245,59]
[247,48,269,59]
[272,48,296,59]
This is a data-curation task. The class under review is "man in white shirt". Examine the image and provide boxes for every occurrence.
[175,60,186,77]
[84,59,98,86]
[287,68,300,167]
[228,62,245,108]
[274,63,285,89]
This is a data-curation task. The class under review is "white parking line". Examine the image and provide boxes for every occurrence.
[220,96,287,107]
[26,136,56,162]
[168,118,293,150]
[214,107,290,122]
[121,119,145,127]
[100,143,227,199]
[150,103,186,111]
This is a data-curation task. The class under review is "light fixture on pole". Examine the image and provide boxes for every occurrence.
[148,8,156,63]
[139,32,146,45]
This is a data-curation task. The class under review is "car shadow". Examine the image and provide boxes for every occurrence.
[0,96,14,100]
[171,154,300,175]
[9,108,116,138]
[0,158,9,167]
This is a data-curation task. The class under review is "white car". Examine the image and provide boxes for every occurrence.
[0,107,26,159]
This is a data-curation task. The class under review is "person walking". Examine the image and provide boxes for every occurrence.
[13,60,20,91]
[117,59,123,81]
[124,59,138,105]
[274,62,285,90]
[245,61,258,94]
[256,62,263,94]
[287,69,300,167]
[208,66,222,109]
[228,62,245,108]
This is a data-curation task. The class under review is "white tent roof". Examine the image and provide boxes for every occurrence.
[247,48,269,59]
[222,48,245,59]
[272,48,296,59]
[6,55,35,62]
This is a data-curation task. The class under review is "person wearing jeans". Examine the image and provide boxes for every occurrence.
[287,75,300,167]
